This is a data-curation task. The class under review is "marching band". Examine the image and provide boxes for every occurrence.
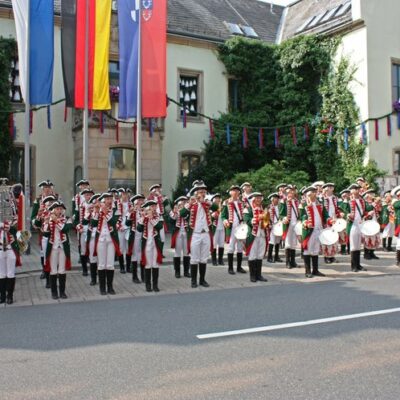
[1,175,400,305]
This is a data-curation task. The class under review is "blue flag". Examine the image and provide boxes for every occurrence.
[118,0,140,119]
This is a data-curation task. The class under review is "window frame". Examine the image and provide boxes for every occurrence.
[179,151,202,178]
[391,58,400,104]
[393,148,400,175]
[177,68,204,123]
[108,146,136,191]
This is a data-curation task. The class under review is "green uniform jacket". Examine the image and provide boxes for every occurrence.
[301,203,331,250]
[136,218,164,265]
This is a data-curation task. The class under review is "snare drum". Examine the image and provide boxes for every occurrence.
[234,223,249,241]
[319,228,339,246]
[332,218,347,233]
[360,220,380,237]
[294,221,302,236]
[272,221,283,237]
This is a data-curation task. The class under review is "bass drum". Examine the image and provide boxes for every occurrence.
[234,223,249,241]
[294,221,303,236]
[319,228,339,246]
[360,220,380,237]
[272,221,283,237]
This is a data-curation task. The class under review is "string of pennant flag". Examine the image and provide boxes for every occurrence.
[3,96,400,149]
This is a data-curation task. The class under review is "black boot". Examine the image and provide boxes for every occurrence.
[106,270,116,294]
[312,256,325,277]
[237,253,246,273]
[199,263,209,287]
[81,255,89,276]
[301,247,304,260]
[256,260,267,282]
[183,256,191,278]
[364,249,372,260]
[290,249,298,268]
[249,260,257,283]
[126,255,132,273]
[191,264,198,288]
[131,261,141,283]
[347,243,350,255]
[304,255,313,278]
[211,249,218,266]
[0,278,6,304]
[396,250,400,267]
[228,253,235,275]
[90,263,97,286]
[152,268,160,292]
[388,237,394,252]
[140,263,145,283]
[341,244,347,255]
[40,257,45,279]
[58,274,67,299]
[218,247,225,266]
[350,252,358,272]
[356,251,367,271]
[98,270,107,295]
[173,257,181,278]
[267,244,274,263]
[45,271,50,289]
[285,249,292,269]
[370,250,379,260]
[145,268,152,292]
[118,255,126,274]
[50,275,58,299]
[274,244,282,262]
[382,238,388,251]
[6,277,15,304]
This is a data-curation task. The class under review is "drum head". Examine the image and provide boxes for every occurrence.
[272,221,283,237]
[319,228,339,246]
[332,218,347,233]
[234,223,249,240]
[360,220,380,236]
[294,221,302,236]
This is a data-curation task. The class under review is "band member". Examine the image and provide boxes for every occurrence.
[279,185,300,269]
[91,193,121,295]
[301,187,332,278]
[322,183,342,264]
[240,182,252,206]
[381,191,395,252]
[180,182,218,288]
[276,183,287,201]
[312,181,325,203]
[221,185,246,275]
[244,192,268,283]
[362,189,381,260]
[338,189,351,255]
[43,202,72,300]
[267,193,282,263]
[169,196,190,278]
[74,188,94,276]
[31,180,55,279]
[72,180,90,215]
[147,184,169,256]
[347,183,371,272]
[210,193,225,266]
[392,186,400,266]
[126,194,146,284]
[117,188,131,274]
[356,177,369,195]
[84,194,101,286]
[137,200,163,292]
[0,216,21,304]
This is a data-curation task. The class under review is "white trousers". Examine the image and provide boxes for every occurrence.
[285,223,298,249]
[213,229,225,248]
[50,247,66,275]
[174,231,188,257]
[118,230,128,256]
[190,232,210,264]
[304,228,322,256]
[145,238,159,269]
[0,249,16,278]
[248,236,266,261]
[79,229,88,255]
[349,222,362,252]
[89,237,97,263]
[396,233,400,250]
[227,223,244,253]
[97,240,115,270]
[382,223,394,239]
[41,236,48,258]
[132,231,142,262]
[160,226,165,243]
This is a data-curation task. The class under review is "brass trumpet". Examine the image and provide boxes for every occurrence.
[260,209,271,229]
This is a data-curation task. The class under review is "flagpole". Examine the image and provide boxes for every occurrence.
[82,0,89,180]
[24,0,31,233]
[136,5,142,194]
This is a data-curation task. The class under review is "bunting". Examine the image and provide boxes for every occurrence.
[387,116,392,136]
[274,128,280,148]
[226,124,231,145]
[374,119,379,141]
[291,125,297,145]
[258,128,264,149]
[209,119,215,140]
[242,127,248,148]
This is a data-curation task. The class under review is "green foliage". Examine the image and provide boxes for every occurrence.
[0,37,16,175]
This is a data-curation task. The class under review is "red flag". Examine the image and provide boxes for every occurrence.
[141,0,167,118]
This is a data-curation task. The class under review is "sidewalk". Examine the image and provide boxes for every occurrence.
[5,233,400,308]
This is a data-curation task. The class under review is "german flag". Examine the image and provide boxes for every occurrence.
[61,0,111,110]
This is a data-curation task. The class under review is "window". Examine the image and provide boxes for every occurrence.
[108,147,136,190]
[10,56,22,103]
[392,63,400,103]
[178,70,203,122]
[109,61,119,102]
[74,166,83,195]
[180,153,201,178]
[395,150,400,175]
[8,145,33,185]
[228,79,241,112]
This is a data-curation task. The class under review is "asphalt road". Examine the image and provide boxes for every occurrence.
[1,276,400,400]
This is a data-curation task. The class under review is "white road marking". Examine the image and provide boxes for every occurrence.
[196,307,400,340]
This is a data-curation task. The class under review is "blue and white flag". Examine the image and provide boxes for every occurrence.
[118,0,140,119]
[12,0,54,105]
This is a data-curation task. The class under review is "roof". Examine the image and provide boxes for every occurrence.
[280,0,353,41]
[167,0,284,43]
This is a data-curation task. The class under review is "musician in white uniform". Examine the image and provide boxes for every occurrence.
[267,193,283,263]
[211,194,225,266]
[117,188,130,273]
